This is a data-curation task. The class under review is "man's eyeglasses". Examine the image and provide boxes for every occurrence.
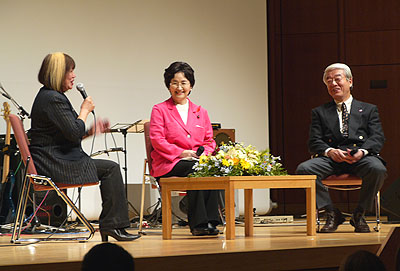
[326,76,345,85]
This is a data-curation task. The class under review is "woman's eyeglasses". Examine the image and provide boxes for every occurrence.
[170,81,190,88]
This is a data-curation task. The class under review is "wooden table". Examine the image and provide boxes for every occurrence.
[159,175,316,240]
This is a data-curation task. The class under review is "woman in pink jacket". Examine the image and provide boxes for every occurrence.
[150,61,220,236]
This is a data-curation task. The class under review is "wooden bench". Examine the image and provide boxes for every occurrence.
[159,175,317,240]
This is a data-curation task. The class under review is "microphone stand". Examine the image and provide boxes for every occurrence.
[0,82,30,119]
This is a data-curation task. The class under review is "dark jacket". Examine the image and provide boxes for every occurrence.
[308,99,385,158]
[28,87,98,184]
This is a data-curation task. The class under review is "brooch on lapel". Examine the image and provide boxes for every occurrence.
[196,106,201,118]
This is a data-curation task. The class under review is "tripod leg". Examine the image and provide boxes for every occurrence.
[30,192,41,231]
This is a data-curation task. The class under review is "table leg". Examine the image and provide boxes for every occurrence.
[162,187,172,239]
[306,184,316,236]
[225,185,235,240]
[244,189,253,236]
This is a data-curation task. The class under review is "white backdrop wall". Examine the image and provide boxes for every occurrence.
[0,0,270,217]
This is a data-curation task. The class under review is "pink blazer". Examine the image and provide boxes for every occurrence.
[149,97,216,177]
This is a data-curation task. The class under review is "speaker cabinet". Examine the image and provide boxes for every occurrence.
[26,190,67,227]
[213,129,235,146]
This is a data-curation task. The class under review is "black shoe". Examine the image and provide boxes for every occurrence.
[191,227,209,236]
[100,228,141,242]
[350,212,371,233]
[320,208,345,233]
[207,223,220,236]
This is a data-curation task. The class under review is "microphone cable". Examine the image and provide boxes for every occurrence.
[89,113,96,156]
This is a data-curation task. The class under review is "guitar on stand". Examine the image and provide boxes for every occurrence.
[0,102,16,225]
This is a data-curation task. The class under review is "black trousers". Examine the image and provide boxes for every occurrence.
[160,160,220,230]
[93,159,130,230]
[296,156,387,212]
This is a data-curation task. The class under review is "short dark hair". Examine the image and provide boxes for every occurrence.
[81,243,135,271]
[339,250,385,271]
[164,61,195,88]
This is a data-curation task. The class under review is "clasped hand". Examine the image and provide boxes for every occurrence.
[327,148,363,164]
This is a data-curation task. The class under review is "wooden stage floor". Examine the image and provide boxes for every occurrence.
[0,220,396,271]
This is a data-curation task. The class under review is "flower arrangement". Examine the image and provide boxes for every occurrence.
[190,142,287,177]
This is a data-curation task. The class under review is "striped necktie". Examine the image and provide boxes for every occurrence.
[341,103,349,138]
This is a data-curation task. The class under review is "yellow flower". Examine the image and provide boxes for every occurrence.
[240,160,251,170]
[222,159,230,167]
[199,155,208,164]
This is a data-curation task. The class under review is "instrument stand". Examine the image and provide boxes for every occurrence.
[0,82,30,119]
[121,128,139,218]
[109,120,145,219]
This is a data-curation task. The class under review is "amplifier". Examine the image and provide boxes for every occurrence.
[213,129,235,146]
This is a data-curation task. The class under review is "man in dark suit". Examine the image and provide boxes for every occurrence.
[296,63,387,233]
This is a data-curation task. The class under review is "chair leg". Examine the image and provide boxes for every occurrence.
[53,184,95,237]
[13,174,96,243]
[138,159,147,234]
[316,209,320,232]
[11,170,31,243]
[374,191,381,232]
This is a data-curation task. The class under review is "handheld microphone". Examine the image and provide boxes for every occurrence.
[76,83,95,115]
[76,82,88,99]
[196,146,205,156]
[350,149,358,156]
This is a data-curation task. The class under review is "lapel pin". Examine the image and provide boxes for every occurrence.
[359,108,363,112]
[196,106,201,119]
